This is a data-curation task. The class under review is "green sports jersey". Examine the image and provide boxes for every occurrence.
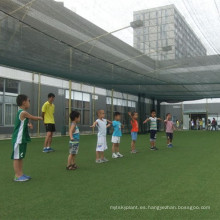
[12,109,31,144]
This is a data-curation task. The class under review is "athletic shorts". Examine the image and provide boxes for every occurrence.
[166,133,173,140]
[45,123,56,132]
[11,143,27,160]
[131,132,138,141]
[150,130,157,141]
[96,136,108,152]
[69,140,79,155]
[111,136,121,144]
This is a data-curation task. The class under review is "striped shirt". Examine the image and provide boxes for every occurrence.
[149,117,157,130]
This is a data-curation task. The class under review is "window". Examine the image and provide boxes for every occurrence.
[0,104,3,125]
[4,104,17,126]
[65,90,91,125]
[5,79,19,94]
[0,78,19,126]
[106,98,136,128]
[0,78,3,92]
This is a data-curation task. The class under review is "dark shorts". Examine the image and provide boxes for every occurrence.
[45,123,56,132]
[150,130,157,140]
[166,132,173,140]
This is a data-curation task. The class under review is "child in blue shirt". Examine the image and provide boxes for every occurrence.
[66,111,80,170]
[112,112,124,158]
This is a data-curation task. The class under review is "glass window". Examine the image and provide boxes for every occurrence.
[5,104,12,125]
[73,91,82,101]
[5,96,16,104]
[12,105,17,123]
[83,93,90,102]
[0,104,2,125]
[72,100,82,108]
[0,78,3,92]
[65,108,69,125]
[5,79,19,94]
[83,101,90,109]
[83,110,90,125]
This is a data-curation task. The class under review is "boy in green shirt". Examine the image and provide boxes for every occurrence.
[12,94,42,182]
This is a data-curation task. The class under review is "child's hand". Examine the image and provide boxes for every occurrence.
[143,119,148,124]
[28,123,33,129]
[38,117,43,120]
[128,112,131,116]
[90,125,95,128]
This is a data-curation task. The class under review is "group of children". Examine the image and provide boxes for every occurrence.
[11,94,175,181]
[68,109,175,165]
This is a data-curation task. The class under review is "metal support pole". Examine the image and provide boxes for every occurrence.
[111,89,114,121]
[92,87,95,134]
[68,80,72,126]
[37,73,41,137]
[206,98,208,129]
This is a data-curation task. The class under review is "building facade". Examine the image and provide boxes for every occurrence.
[133,4,207,60]
[0,65,154,138]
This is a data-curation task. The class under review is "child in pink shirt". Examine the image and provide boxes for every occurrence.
[164,113,175,148]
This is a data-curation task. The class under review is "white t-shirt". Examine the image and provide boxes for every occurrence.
[96,119,107,137]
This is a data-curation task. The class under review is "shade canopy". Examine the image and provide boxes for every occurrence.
[1,0,220,102]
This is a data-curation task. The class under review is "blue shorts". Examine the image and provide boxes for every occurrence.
[131,132,138,141]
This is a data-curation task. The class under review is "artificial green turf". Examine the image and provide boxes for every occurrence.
[0,131,220,220]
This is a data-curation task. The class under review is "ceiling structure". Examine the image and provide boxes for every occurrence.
[0,0,220,102]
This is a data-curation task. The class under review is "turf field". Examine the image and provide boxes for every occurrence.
[0,131,220,220]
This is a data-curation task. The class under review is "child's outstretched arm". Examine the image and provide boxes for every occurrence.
[21,111,43,121]
[21,112,42,130]
[106,123,111,128]
[128,112,133,121]
[90,121,98,128]
[143,118,150,124]
[69,123,76,141]
[107,120,112,124]
[157,118,163,121]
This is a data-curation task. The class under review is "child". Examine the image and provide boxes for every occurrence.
[164,113,175,148]
[143,110,162,151]
[112,112,124,158]
[66,111,80,170]
[12,94,43,182]
[91,109,111,163]
[128,111,139,153]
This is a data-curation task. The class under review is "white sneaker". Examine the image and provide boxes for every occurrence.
[112,153,118,159]
[95,159,102,163]
[116,152,123,157]
[101,157,109,162]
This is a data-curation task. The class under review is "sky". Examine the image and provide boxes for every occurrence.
[55,0,220,55]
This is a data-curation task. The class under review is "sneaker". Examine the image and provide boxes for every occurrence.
[47,147,55,152]
[150,147,156,151]
[116,152,124,157]
[96,159,102,163]
[14,175,30,182]
[130,150,137,154]
[168,144,173,148]
[101,157,109,162]
[112,153,118,159]
[23,174,32,179]
[42,148,49,153]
